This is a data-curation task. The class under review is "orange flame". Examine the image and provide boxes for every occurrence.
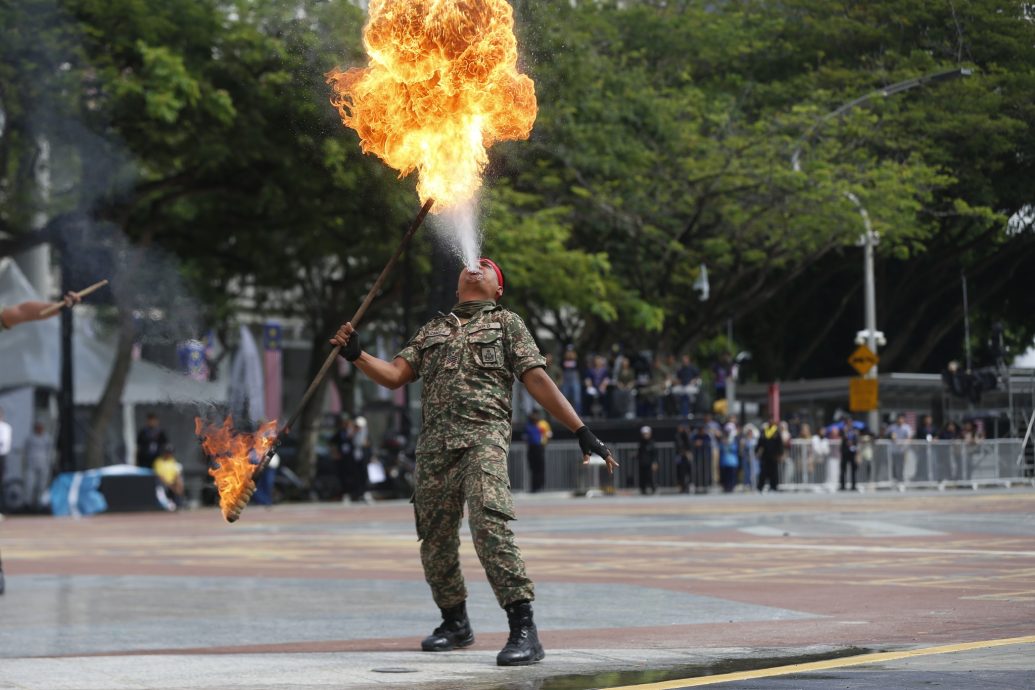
[194,417,277,521]
[327,0,537,210]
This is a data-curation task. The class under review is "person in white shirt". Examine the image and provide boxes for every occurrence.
[0,407,12,512]
[812,427,835,491]
[23,422,55,511]
[887,414,914,483]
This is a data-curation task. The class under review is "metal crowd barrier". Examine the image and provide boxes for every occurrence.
[507,438,1035,494]
[784,437,1032,490]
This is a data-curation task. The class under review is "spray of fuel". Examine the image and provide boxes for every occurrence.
[434,199,482,272]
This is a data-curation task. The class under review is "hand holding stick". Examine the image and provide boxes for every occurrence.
[39,280,109,317]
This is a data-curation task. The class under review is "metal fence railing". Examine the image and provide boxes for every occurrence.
[507,438,1035,494]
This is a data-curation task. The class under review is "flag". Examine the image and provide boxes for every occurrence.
[693,263,710,301]
[177,339,209,381]
[263,323,283,421]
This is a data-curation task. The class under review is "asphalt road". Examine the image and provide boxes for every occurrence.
[1,488,1033,689]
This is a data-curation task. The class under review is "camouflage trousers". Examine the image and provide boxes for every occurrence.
[413,444,534,609]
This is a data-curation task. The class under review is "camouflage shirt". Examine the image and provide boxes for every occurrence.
[397,304,545,453]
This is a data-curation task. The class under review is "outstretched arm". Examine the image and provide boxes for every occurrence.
[330,322,414,390]
[1,292,81,328]
[522,366,619,473]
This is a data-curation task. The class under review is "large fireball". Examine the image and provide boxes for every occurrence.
[327,0,537,210]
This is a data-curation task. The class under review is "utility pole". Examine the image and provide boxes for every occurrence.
[852,192,881,435]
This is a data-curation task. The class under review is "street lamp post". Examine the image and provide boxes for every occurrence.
[791,67,971,433]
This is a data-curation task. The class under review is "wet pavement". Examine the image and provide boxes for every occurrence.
[1,488,1033,688]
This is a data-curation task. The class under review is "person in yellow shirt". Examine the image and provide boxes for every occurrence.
[536,415,553,447]
[153,444,184,509]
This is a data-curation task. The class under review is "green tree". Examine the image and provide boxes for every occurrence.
[505,0,1033,380]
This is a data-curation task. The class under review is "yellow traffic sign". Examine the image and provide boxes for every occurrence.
[849,377,879,412]
[848,344,879,375]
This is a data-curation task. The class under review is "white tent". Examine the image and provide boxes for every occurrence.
[0,258,227,462]
[0,257,60,390]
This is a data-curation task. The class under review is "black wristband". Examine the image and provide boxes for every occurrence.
[341,332,361,362]
[576,425,611,458]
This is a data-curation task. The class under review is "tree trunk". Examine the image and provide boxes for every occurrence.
[84,307,136,468]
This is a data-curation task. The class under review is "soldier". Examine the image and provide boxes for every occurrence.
[331,257,618,666]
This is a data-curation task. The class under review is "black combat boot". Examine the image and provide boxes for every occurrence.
[496,600,545,666]
[421,601,474,651]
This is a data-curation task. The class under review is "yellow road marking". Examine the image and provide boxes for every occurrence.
[604,635,1035,689]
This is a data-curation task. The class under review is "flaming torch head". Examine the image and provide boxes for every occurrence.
[195,417,278,522]
[327,0,537,210]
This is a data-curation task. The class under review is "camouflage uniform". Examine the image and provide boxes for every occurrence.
[397,303,545,609]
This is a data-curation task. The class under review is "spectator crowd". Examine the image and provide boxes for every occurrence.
[547,345,736,420]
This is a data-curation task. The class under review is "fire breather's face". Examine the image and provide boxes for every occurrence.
[457,263,501,302]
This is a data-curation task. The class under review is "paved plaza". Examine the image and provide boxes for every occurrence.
[1,488,1033,689]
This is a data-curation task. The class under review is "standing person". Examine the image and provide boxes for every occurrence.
[811,427,834,492]
[252,446,280,507]
[795,423,813,485]
[632,351,655,418]
[718,426,739,493]
[691,422,714,493]
[756,419,783,492]
[674,423,692,494]
[712,352,732,402]
[636,425,657,495]
[840,416,861,491]
[655,354,678,417]
[913,414,937,481]
[559,345,582,414]
[353,416,372,503]
[23,421,55,512]
[330,257,618,666]
[329,415,356,500]
[535,414,553,449]
[612,357,636,419]
[740,423,759,492]
[583,354,610,418]
[0,408,11,512]
[936,420,960,481]
[136,413,168,469]
[525,411,546,493]
[887,413,913,483]
[674,354,701,418]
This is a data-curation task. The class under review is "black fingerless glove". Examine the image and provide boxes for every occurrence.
[576,426,611,458]
[341,331,362,362]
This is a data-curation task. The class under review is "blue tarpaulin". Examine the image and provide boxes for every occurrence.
[50,465,159,517]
